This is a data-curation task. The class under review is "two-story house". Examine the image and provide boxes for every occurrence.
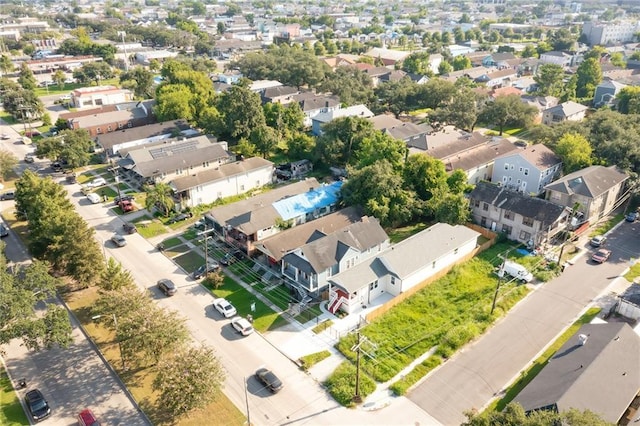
[64,101,157,138]
[544,165,629,222]
[293,93,341,127]
[204,179,343,255]
[468,181,568,247]
[482,52,517,68]
[260,85,300,104]
[370,114,432,149]
[117,135,232,187]
[541,101,589,126]
[280,217,389,296]
[593,79,627,108]
[539,51,573,67]
[170,157,275,209]
[492,144,562,195]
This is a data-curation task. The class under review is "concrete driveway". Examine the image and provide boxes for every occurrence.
[408,220,640,425]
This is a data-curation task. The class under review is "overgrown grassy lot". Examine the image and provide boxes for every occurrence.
[299,350,331,371]
[590,213,624,237]
[336,243,530,383]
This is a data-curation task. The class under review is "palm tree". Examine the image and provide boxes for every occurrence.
[144,182,175,217]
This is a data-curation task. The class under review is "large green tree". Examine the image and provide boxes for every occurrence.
[0,55,13,77]
[0,150,18,182]
[534,64,565,97]
[318,66,375,105]
[17,62,36,90]
[554,133,592,173]
[0,257,73,351]
[479,95,538,135]
[341,160,417,227]
[153,346,225,417]
[576,58,602,99]
[36,129,93,169]
[616,86,640,114]
[217,81,266,140]
[119,66,155,99]
[314,116,376,166]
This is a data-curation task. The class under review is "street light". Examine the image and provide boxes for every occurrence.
[91,313,125,370]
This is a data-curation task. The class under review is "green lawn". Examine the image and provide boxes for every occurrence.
[387,222,430,244]
[33,78,120,97]
[203,276,288,332]
[0,111,17,124]
[488,307,601,412]
[0,371,29,426]
[336,242,529,383]
[590,213,624,237]
[133,216,168,239]
[172,251,204,273]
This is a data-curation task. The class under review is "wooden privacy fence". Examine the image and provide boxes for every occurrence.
[366,224,497,322]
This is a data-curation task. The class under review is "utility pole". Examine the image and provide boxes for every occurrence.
[204,222,209,275]
[244,377,251,426]
[350,317,376,404]
[491,249,510,315]
[118,31,129,72]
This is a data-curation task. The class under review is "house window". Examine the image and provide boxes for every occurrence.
[454,248,459,255]
[522,217,534,227]
[483,203,489,211]
[256,180,260,186]
[107,125,112,132]
[524,168,529,176]
[510,165,515,170]
[480,217,487,227]
[217,192,222,198]
[504,163,509,170]
[432,261,436,269]
[390,276,396,285]
[504,211,514,220]
[520,231,531,240]
[240,184,245,191]
[127,122,132,128]
[519,167,523,172]
[118,123,123,129]
[473,199,480,207]
[502,224,512,235]
[517,179,521,185]
[369,280,378,291]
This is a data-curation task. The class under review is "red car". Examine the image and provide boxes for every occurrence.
[118,200,134,212]
[591,248,611,263]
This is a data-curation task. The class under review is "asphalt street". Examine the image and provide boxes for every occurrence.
[67,184,436,425]
[409,220,640,425]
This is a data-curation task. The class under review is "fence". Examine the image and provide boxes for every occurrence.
[366,225,497,322]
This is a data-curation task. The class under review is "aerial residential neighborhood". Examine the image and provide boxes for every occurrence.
[1,0,640,425]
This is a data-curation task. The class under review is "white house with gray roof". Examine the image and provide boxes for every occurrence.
[311,104,374,135]
[170,157,274,209]
[492,144,562,195]
[327,223,480,314]
[117,135,232,187]
[542,101,589,126]
[280,217,389,295]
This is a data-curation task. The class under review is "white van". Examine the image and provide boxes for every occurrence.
[86,193,101,204]
[500,260,534,283]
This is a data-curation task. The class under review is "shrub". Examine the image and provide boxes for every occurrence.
[325,361,376,407]
[390,355,442,396]
[299,350,331,371]
[440,323,480,351]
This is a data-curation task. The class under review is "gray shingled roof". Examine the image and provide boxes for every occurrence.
[468,182,566,226]
[126,136,229,178]
[72,109,145,128]
[543,101,589,118]
[330,223,480,293]
[293,93,340,112]
[283,217,388,274]
[254,206,364,261]
[514,322,640,423]
[96,120,193,150]
[205,178,321,235]
[496,143,561,171]
[170,157,273,192]
[441,139,520,173]
[544,165,628,198]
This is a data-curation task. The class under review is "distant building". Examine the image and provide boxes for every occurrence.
[582,21,640,46]
[541,101,589,126]
[70,86,134,109]
[593,79,627,108]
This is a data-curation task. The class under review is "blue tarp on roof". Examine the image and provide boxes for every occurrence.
[272,181,343,221]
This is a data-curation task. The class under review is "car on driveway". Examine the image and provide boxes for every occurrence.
[1,133,9,140]
[255,367,284,393]
[231,316,254,336]
[220,249,243,266]
[0,191,15,200]
[114,194,134,204]
[24,154,35,163]
[0,223,9,237]
[590,235,606,247]
[111,234,127,247]
[591,248,612,263]
[193,262,220,279]
[118,199,134,212]
[213,298,237,318]
[85,177,107,188]
[626,211,639,222]
[157,278,177,296]
[25,389,51,421]
[77,408,99,426]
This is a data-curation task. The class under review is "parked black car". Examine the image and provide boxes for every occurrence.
[157,279,177,296]
[193,262,220,279]
[25,389,51,421]
[220,250,243,266]
[167,212,192,224]
[0,223,9,237]
[122,223,137,234]
[255,368,284,393]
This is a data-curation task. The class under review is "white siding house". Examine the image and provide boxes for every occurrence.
[492,144,562,195]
